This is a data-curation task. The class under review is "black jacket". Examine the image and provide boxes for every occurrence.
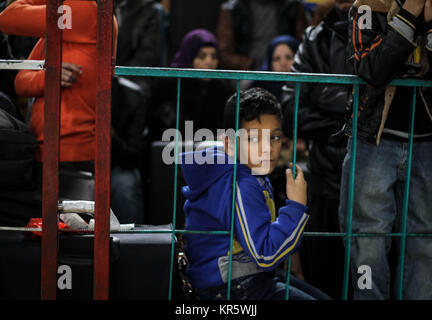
[345,3,432,144]
[111,0,164,169]
[281,7,353,199]
[0,31,16,98]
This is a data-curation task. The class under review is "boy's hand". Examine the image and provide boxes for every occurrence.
[403,0,426,17]
[425,0,432,22]
[285,163,307,206]
[61,62,82,88]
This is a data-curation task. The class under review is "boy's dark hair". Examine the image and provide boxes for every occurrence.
[223,87,282,131]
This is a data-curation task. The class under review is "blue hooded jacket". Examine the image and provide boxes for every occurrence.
[181,147,309,289]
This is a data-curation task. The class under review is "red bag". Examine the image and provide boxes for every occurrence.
[25,218,70,236]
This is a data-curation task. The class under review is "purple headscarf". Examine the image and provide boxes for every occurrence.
[171,29,219,68]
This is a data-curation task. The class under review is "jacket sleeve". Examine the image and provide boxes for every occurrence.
[349,6,417,87]
[233,178,309,271]
[216,6,254,70]
[281,26,348,140]
[0,0,46,37]
[14,39,45,97]
[0,0,117,49]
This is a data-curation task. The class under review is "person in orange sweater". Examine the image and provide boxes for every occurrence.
[0,0,118,163]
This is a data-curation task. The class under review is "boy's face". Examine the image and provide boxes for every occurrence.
[226,114,283,175]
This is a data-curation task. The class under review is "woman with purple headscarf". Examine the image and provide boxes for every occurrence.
[171,29,219,70]
[149,29,233,142]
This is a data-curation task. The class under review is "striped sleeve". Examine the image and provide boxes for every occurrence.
[349,6,417,87]
[233,179,309,270]
[388,8,418,46]
[351,10,384,62]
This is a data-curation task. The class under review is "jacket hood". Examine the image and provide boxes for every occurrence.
[180,147,247,201]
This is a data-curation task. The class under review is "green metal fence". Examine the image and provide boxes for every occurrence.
[114,66,432,300]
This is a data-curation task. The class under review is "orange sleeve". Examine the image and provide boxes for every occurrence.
[0,0,47,38]
[0,0,98,43]
[15,39,46,97]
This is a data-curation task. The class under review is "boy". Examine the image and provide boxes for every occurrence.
[180,88,317,300]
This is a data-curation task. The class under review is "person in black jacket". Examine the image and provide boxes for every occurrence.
[338,0,432,299]
[111,0,164,224]
[281,0,354,299]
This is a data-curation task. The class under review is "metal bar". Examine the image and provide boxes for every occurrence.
[92,231,432,237]
[396,87,416,300]
[304,232,432,238]
[2,61,429,87]
[168,78,181,300]
[285,82,301,300]
[41,0,62,301]
[292,83,300,177]
[5,226,432,238]
[114,67,432,87]
[0,59,44,70]
[226,80,241,300]
[342,84,360,300]
[284,255,292,300]
[94,0,114,300]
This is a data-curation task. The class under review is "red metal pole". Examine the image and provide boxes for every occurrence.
[41,0,62,300]
[94,0,114,300]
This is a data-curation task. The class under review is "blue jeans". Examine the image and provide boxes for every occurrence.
[338,138,432,300]
[196,271,326,300]
[111,166,145,224]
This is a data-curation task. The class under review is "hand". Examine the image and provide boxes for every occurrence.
[285,163,307,206]
[425,0,432,23]
[61,62,82,88]
[403,0,426,17]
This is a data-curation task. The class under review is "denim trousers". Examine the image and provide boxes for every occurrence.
[110,166,145,224]
[196,271,331,300]
[338,138,432,299]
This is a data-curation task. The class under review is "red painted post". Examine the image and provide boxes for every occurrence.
[41,0,62,300]
[94,0,114,300]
